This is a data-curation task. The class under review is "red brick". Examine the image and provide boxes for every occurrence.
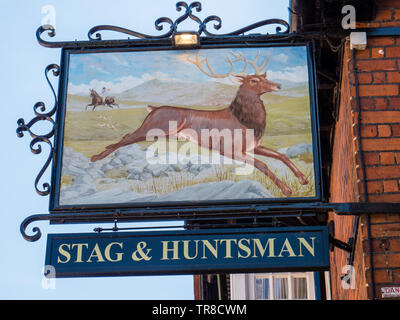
[375,9,393,21]
[361,111,400,123]
[361,125,378,137]
[367,181,384,194]
[359,73,374,84]
[395,9,400,20]
[359,97,376,110]
[384,179,399,192]
[373,72,386,83]
[369,213,400,224]
[381,151,396,164]
[376,98,389,109]
[357,84,398,97]
[369,193,400,202]
[362,138,400,151]
[393,125,400,136]
[386,46,400,58]
[378,125,392,137]
[366,165,400,179]
[366,270,394,284]
[387,71,400,82]
[365,152,381,165]
[356,59,397,71]
[350,72,373,84]
[367,223,400,239]
[367,254,400,268]
[356,49,370,59]
[388,97,400,108]
[367,37,395,46]
[363,238,400,253]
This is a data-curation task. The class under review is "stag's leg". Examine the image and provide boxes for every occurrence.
[90,128,148,162]
[90,108,186,162]
[254,146,309,185]
[220,150,292,196]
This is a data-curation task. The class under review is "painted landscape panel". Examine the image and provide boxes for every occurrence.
[58,46,317,207]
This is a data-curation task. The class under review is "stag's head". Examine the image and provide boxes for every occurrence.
[187,50,281,96]
[234,73,281,95]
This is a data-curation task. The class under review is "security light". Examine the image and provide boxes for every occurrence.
[172,31,200,47]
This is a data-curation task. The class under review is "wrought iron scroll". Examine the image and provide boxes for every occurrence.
[37,1,289,48]
[17,64,60,196]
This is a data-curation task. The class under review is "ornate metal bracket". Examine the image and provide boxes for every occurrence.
[20,202,400,242]
[37,1,289,48]
[16,64,59,196]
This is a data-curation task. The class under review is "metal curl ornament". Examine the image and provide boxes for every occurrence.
[16,64,59,196]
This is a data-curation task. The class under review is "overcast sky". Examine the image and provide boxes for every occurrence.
[1,0,289,299]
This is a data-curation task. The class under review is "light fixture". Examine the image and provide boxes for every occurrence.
[172,31,200,47]
[350,32,367,50]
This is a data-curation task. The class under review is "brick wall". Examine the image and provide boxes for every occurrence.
[329,0,400,300]
[329,41,369,300]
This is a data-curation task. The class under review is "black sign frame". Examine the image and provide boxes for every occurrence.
[49,41,322,216]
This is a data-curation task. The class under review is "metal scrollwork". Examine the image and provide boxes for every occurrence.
[37,2,290,47]
[87,1,219,40]
[17,64,60,196]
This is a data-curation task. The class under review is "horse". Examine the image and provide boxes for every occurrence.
[86,89,119,111]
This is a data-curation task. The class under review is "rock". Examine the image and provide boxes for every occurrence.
[278,143,312,158]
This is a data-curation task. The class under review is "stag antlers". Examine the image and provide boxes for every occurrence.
[187,50,271,78]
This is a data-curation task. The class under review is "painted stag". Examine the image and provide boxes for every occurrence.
[86,89,119,110]
[90,51,308,195]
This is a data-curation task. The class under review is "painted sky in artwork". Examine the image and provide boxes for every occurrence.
[68,46,309,95]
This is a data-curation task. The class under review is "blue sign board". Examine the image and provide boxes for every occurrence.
[45,227,329,278]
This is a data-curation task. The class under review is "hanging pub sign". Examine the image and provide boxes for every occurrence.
[17,2,322,239]
[45,226,329,277]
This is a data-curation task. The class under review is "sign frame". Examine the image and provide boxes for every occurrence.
[45,226,330,278]
[48,40,322,217]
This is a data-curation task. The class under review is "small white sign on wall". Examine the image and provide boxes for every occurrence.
[381,287,400,298]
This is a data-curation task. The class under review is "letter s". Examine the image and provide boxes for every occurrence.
[57,243,71,264]
[238,239,251,258]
